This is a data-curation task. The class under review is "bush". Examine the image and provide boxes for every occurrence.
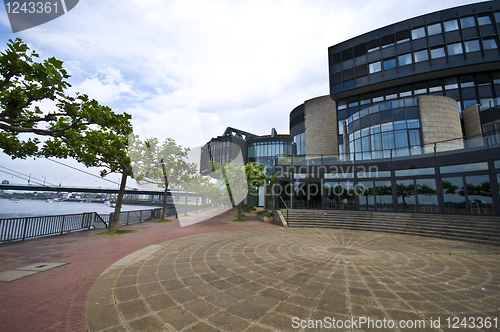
[242,204,256,212]
[257,210,273,217]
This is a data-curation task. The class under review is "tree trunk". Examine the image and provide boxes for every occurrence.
[161,185,168,220]
[110,170,128,232]
[263,180,268,210]
[237,201,242,219]
[184,186,189,216]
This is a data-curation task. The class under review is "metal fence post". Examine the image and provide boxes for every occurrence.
[126,212,129,225]
[140,210,143,222]
[60,215,66,235]
[22,217,29,241]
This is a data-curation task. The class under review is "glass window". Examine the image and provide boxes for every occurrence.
[444,19,459,32]
[368,39,380,53]
[414,50,429,62]
[396,30,410,44]
[381,35,395,48]
[427,23,442,36]
[467,175,493,215]
[460,75,475,88]
[395,168,435,177]
[483,38,498,50]
[395,130,409,148]
[411,27,426,40]
[429,80,443,92]
[338,99,347,110]
[460,16,476,28]
[478,15,492,25]
[440,162,489,174]
[381,122,393,132]
[444,77,459,90]
[398,53,412,66]
[371,134,382,152]
[409,130,420,146]
[407,119,420,129]
[465,40,481,53]
[414,83,427,95]
[348,97,359,107]
[393,120,406,130]
[369,61,382,73]
[358,181,375,210]
[383,58,396,70]
[495,12,500,23]
[431,47,446,59]
[397,179,416,212]
[447,43,463,56]
[375,180,393,211]
[382,132,395,149]
[443,177,466,214]
[370,125,381,134]
[417,179,438,213]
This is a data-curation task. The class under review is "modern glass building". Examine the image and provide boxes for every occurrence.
[275,1,500,216]
[202,1,500,216]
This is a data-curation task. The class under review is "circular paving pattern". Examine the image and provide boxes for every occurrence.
[85,228,500,331]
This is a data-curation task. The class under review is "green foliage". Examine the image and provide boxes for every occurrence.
[0,38,132,160]
[242,204,256,212]
[129,136,197,219]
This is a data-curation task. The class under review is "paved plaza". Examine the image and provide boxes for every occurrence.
[86,224,500,332]
[1,207,500,332]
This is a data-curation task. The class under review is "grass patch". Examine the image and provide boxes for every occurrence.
[0,259,12,265]
[93,230,138,236]
[232,218,250,222]
[156,219,175,223]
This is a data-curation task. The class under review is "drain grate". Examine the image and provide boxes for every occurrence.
[0,262,69,282]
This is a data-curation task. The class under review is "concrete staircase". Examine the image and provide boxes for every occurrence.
[282,209,500,246]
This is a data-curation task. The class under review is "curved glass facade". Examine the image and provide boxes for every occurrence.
[248,140,295,167]
[341,97,421,160]
[292,133,305,155]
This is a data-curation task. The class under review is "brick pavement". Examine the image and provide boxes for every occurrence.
[86,227,500,332]
[0,208,275,332]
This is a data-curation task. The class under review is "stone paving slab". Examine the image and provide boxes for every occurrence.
[0,208,275,332]
[85,228,500,332]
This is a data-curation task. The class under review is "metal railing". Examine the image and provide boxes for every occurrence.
[0,212,107,242]
[279,196,289,226]
[109,207,175,226]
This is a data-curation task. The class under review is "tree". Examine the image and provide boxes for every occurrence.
[48,111,133,232]
[0,38,126,159]
[0,38,135,232]
[130,136,196,220]
[211,161,267,219]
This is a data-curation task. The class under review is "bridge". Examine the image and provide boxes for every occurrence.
[0,184,194,197]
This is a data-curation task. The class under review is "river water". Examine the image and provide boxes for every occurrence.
[0,199,157,219]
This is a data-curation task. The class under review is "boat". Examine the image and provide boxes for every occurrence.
[103,200,111,205]
[46,199,53,203]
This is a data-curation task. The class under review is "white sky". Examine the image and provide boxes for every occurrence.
[0,0,485,188]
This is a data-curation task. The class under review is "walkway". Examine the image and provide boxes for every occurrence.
[86,227,500,331]
[0,208,275,332]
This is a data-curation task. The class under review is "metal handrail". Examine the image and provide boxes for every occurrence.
[279,196,289,226]
[275,129,500,166]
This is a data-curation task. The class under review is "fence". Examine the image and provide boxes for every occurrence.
[109,207,176,226]
[0,212,107,242]
[0,204,211,243]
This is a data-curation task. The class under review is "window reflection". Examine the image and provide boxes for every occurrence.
[397,180,416,212]
[444,19,459,32]
[466,175,493,215]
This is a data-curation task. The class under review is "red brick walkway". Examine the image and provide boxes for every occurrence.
[0,208,277,332]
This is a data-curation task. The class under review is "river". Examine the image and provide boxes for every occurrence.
[0,199,158,219]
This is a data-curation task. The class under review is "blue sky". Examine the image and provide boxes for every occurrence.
[0,0,485,188]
